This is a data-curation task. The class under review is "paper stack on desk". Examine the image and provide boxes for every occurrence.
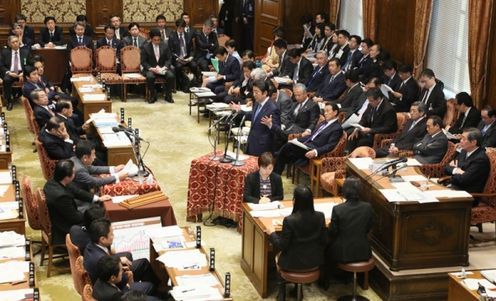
[92,112,118,128]
[0,288,35,301]
[170,284,223,301]
[147,225,187,252]
[101,132,131,147]
[156,249,207,269]
[0,202,19,220]
[176,274,219,287]
[82,94,106,101]
[0,261,29,284]
[0,171,12,184]
[0,231,25,248]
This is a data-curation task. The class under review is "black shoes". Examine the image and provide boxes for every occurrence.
[165,92,174,103]
[6,102,13,111]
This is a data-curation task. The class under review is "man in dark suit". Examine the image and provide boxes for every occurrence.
[67,21,93,50]
[43,160,110,245]
[287,48,313,85]
[383,60,401,91]
[232,80,281,156]
[274,102,343,175]
[306,50,329,92]
[122,22,147,48]
[1,35,30,110]
[270,38,293,78]
[39,117,76,160]
[331,30,351,67]
[69,15,94,38]
[223,60,255,104]
[284,83,320,135]
[448,92,481,135]
[413,115,448,164]
[356,38,373,72]
[194,20,219,71]
[15,14,35,42]
[337,69,363,113]
[205,46,241,95]
[84,219,158,291]
[155,14,173,42]
[69,204,105,253]
[141,29,175,103]
[39,16,64,47]
[479,105,496,148]
[419,68,446,118]
[169,19,196,92]
[110,15,129,40]
[270,85,293,130]
[389,64,420,112]
[181,12,196,35]
[342,35,363,71]
[31,89,55,129]
[96,25,124,57]
[347,88,398,150]
[445,128,489,204]
[70,141,127,193]
[376,102,427,157]
[314,58,347,102]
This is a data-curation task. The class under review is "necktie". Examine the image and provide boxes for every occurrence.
[253,104,263,121]
[294,103,302,116]
[399,81,405,90]
[78,37,82,44]
[161,30,166,41]
[179,33,186,57]
[108,39,111,46]
[328,74,335,84]
[408,120,417,132]
[344,52,353,70]
[306,121,328,142]
[460,112,468,129]
[133,37,138,47]
[154,45,160,62]
[13,51,19,73]
[293,63,299,81]
[421,89,430,104]
[50,31,53,41]
[371,107,377,123]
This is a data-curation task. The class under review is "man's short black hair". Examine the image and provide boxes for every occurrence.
[429,115,444,128]
[53,160,74,182]
[83,206,106,229]
[420,68,435,78]
[89,218,111,243]
[156,14,166,22]
[329,57,341,67]
[398,64,413,74]
[54,100,71,113]
[44,16,56,24]
[350,35,362,45]
[104,24,115,32]
[225,39,237,49]
[382,60,397,71]
[46,116,64,131]
[15,14,27,22]
[337,29,350,39]
[482,105,495,118]
[361,38,374,48]
[75,140,95,159]
[76,15,88,22]
[148,28,161,39]
[366,87,384,100]
[242,60,256,71]
[123,290,147,301]
[345,70,360,83]
[455,92,473,107]
[287,48,304,58]
[272,39,287,50]
[175,18,186,28]
[128,22,140,30]
[325,22,336,31]
[214,46,227,56]
[96,255,120,282]
[241,49,255,60]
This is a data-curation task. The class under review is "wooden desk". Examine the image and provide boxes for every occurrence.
[150,227,232,300]
[240,198,342,298]
[0,184,25,235]
[347,160,473,271]
[447,271,490,301]
[72,75,112,121]
[32,48,69,85]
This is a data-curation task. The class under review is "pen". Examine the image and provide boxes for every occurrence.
[181,288,195,293]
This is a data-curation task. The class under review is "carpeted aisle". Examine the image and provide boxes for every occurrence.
[10,91,382,300]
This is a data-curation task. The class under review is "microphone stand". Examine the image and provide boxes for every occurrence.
[232,114,247,166]
[219,112,238,163]
[122,128,149,179]
[388,163,407,182]
[209,113,230,161]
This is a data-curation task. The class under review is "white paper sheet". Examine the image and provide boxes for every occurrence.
[406,158,422,166]
[176,274,219,287]
[82,94,106,101]
[247,201,283,211]
[170,284,223,301]
[0,288,34,301]
[111,194,137,204]
[288,138,311,151]
[156,249,207,269]
[423,190,472,198]
[380,189,407,202]
[348,157,374,170]
[0,171,12,184]
[0,261,29,284]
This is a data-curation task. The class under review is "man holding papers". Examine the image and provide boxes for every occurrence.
[273,102,343,175]
[71,141,128,193]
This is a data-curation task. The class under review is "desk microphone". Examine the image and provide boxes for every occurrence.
[378,157,408,172]
[112,126,144,141]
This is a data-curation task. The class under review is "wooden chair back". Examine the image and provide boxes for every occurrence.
[21,176,42,231]
[95,45,117,73]
[70,46,93,74]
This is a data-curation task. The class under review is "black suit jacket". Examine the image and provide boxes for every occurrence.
[33,105,53,129]
[114,27,129,40]
[275,90,293,128]
[219,55,241,82]
[121,35,147,49]
[479,121,496,148]
[306,65,329,92]
[39,26,65,46]
[39,127,75,160]
[332,45,350,67]
[96,38,123,56]
[270,211,328,270]
[23,26,35,42]
[141,42,173,71]
[67,35,93,50]
[412,131,449,163]
[0,47,30,75]
[385,72,401,91]
[194,31,218,59]
[390,77,420,112]
[43,180,93,245]
[448,107,481,134]
[246,99,281,156]
[446,148,490,193]
[317,71,347,101]
[393,117,427,150]
[69,225,91,253]
[69,24,95,38]
[298,120,343,155]
[359,100,398,135]
[243,171,283,203]
[420,83,446,118]
[84,242,110,283]
[273,51,294,78]
[328,199,373,263]
[92,279,124,301]
[291,57,313,84]
[287,99,320,133]
[338,83,363,109]
[347,49,363,70]
[169,31,194,58]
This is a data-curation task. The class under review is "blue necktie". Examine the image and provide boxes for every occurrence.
[253,105,262,121]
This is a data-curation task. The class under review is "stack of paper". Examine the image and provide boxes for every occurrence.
[314,203,335,219]
[176,274,219,287]
[156,249,207,269]
[423,190,472,198]
[0,261,29,284]
[0,171,12,184]
[123,159,138,177]
[92,113,119,128]
[240,105,252,112]
[0,231,25,248]
[0,202,19,220]
[101,132,131,147]
[0,246,25,260]
[122,73,144,79]
[170,285,223,301]
[147,226,186,252]
[248,201,283,211]
[196,91,216,98]
[190,87,211,93]
[0,288,35,301]
[273,76,292,84]
[206,103,230,111]
[82,94,106,102]
[70,76,93,82]
[250,208,292,218]
[348,157,374,170]
[111,195,138,204]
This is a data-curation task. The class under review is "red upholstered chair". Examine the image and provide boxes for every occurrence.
[34,137,57,180]
[95,46,123,99]
[82,284,97,301]
[21,176,42,237]
[417,141,456,178]
[70,46,93,75]
[120,45,147,102]
[372,112,409,149]
[37,188,68,277]
[443,98,459,129]
[320,146,376,196]
[21,97,37,134]
[66,234,83,294]
[73,255,91,296]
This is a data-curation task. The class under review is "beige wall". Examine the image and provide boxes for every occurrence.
[20,0,86,22]
[122,0,184,22]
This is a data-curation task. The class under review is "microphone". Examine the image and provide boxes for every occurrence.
[377,157,408,173]
[388,162,408,182]
[112,126,144,141]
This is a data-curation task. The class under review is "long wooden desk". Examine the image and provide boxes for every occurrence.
[0,184,24,235]
[240,198,342,298]
[447,271,487,301]
[346,160,473,271]
[72,75,112,121]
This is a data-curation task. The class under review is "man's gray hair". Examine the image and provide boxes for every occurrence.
[293,83,307,93]
[250,68,267,81]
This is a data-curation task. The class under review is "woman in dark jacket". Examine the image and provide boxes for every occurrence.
[266,185,328,300]
[243,152,283,204]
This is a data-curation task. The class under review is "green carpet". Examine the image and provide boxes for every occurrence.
[9,91,382,300]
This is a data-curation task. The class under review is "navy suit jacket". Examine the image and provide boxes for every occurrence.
[448,107,481,135]
[219,55,241,82]
[246,99,280,156]
[390,77,420,112]
[169,31,194,58]
[84,242,110,283]
[96,38,123,56]
[306,65,329,92]
[141,42,173,71]
[317,71,346,101]
[39,26,65,46]
[290,57,313,84]
[67,35,93,50]
[479,120,496,148]
[39,127,75,160]
[23,26,35,42]
[33,105,53,129]
[446,148,490,193]
[298,120,343,156]
[420,83,446,118]
[194,31,218,58]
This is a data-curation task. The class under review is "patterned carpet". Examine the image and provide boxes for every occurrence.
[11,91,384,300]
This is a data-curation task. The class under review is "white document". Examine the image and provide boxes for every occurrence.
[406,158,422,166]
[176,274,219,287]
[123,159,139,177]
[201,71,217,77]
[170,284,223,301]
[0,231,25,248]
[146,225,183,239]
[98,127,115,134]
[54,45,67,50]
[82,94,106,101]
[240,105,252,112]
[462,278,496,290]
[122,73,143,79]
[230,127,250,137]
[380,189,407,202]
[288,138,310,151]
[225,150,248,161]
[102,132,131,147]
[423,189,472,198]
[0,261,29,284]
[0,246,25,260]
[481,270,496,284]
[250,209,284,218]
[314,203,335,219]
[350,123,365,130]
[442,128,460,140]
[348,157,374,170]
[392,182,424,201]
[111,194,137,204]
[248,201,283,211]
[342,113,361,129]
[380,84,394,98]
[156,249,207,269]
[0,171,12,184]
[190,87,211,93]
[196,91,216,97]
[273,76,292,84]
[70,76,93,82]
[78,87,94,93]
[401,175,427,182]
[0,289,35,301]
